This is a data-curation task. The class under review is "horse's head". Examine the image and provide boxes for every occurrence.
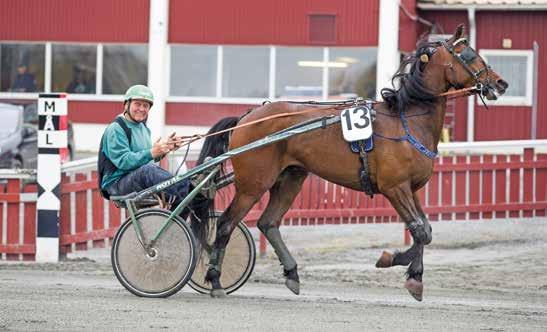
[423,24,508,100]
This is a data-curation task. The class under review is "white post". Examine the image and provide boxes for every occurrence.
[36,93,67,262]
[147,0,169,140]
[376,0,400,100]
[466,6,476,142]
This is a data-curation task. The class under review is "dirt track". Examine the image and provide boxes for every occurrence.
[1,219,546,331]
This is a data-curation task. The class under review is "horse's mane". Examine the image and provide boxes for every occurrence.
[380,38,440,113]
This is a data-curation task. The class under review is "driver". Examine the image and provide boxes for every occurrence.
[98,84,189,204]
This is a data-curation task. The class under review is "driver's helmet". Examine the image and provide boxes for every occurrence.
[123,85,154,106]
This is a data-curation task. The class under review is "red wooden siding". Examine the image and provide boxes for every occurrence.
[399,0,418,53]
[169,0,379,46]
[67,101,121,124]
[474,11,547,140]
[418,10,547,141]
[166,103,257,126]
[0,0,149,42]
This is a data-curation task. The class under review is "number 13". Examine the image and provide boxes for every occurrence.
[343,107,370,131]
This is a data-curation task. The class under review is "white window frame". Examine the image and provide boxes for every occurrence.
[479,49,533,107]
[167,44,353,103]
[0,41,146,101]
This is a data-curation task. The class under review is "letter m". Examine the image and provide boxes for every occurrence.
[45,101,55,112]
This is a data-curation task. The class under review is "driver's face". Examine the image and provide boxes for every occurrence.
[128,99,151,122]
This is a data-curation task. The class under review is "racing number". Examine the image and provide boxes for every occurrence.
[342,107,370,131]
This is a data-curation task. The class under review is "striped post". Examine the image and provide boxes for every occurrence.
[36,93,67,262]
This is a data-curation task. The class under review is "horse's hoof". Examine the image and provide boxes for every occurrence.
[404,278,423,302]
[375,251,394,268]
[210,289,227,298]
[285,279,300,295]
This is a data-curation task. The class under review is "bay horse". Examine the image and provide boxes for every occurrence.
[193,25,508,301]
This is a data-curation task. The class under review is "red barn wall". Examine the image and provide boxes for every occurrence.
[419,9,546,141]
[169,0,379,46]
[0,0,149,43]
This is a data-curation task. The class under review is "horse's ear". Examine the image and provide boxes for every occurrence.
[449,24,465,43]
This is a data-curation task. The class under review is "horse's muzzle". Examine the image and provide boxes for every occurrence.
[483,79,508,101]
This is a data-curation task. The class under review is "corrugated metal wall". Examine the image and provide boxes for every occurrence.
[0,0,149,42]
[475,11,546,140]
[399,0,418,53]
[166,103,256,126]
[419,10,546,141]
[169,0,379,46]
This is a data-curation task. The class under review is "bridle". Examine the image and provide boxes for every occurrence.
[439,38,493,107]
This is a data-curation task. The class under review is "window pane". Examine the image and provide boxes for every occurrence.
[222,46,268,98]
[0,43,45,92]
[103,45,148,94]
[276,47,323,98]
[485,55,527,97]
[171,45,216,96]
[52,44,96,94]
[328,47,377,99]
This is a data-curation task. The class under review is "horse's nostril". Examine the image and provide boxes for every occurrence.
[497,79,509,89]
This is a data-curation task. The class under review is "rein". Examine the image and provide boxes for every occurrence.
[169,103,349,148]
[168,85,479,150]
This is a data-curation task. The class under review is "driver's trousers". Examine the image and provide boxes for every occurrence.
[106,163,190,210]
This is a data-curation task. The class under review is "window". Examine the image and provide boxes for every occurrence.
[480,49,533,106]
[167,45,378,101]
[276,47,323,98]
[0,43,45,92]
[170,45,217,97]
[328,47,376,99]
[222,46,269,98]
[52,44,96,94]
[103,45,148,94]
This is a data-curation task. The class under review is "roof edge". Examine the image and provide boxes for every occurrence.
[417,3,547,10]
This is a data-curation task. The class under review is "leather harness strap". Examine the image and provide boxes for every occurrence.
[358,140,376,197]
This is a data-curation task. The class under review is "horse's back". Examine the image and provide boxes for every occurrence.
[230,102,363,190]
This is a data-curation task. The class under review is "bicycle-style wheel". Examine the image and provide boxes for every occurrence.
[188,218,256,295]
[111,208,197,298]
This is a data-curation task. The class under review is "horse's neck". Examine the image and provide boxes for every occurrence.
[407,101,446,150]
[419,66,450,149]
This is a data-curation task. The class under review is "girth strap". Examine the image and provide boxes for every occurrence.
[358,140,376,197]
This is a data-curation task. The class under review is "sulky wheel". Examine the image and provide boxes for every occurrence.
[111,208,197,298]
[188,212,256,295]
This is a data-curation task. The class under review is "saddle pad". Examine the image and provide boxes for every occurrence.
[350,136,374,153]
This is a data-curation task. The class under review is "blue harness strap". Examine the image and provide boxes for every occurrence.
[373,111,437,159]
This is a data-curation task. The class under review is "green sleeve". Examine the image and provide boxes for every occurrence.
[103,124,153,171]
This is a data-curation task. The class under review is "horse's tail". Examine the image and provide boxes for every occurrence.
[196,116,239,166]
[190,116,239,249]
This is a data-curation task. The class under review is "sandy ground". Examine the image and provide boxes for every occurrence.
[1,218,546,331]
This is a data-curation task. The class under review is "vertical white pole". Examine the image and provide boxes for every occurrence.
[269,46,276,99]
[96,44,103,95]
[322,47,329,100]
[44,43,52,93]
[375,0,400,100]
[147,0,169,140]
[466,7,476,142]
[36,93,67,262]
[216,46,223,98]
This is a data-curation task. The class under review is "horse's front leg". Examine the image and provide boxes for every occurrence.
[378,185,431,301]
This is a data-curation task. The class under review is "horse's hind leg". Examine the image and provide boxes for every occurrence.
[379,185,431,301]
[256,166,308,295]
[205,192,260,298]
